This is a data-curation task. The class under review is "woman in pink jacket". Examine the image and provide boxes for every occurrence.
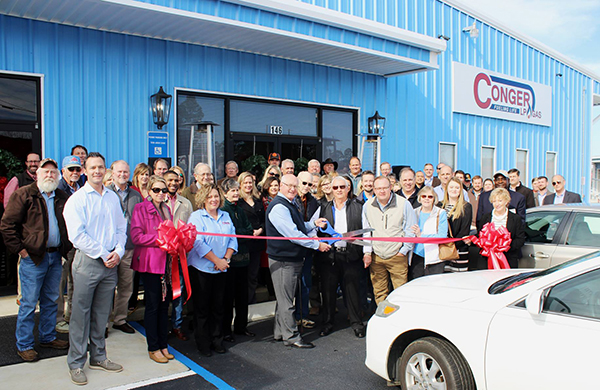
[131,175,174,364]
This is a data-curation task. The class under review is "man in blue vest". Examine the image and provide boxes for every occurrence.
[265,174,330,349]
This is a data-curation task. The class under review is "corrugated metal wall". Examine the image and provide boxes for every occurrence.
[295,0,594,195]
[1,0,597,196]
[0,14,378,170]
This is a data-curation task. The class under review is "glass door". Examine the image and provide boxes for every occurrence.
[230,133,319,177]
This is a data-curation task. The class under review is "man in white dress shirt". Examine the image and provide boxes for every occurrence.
[63,152,127,386]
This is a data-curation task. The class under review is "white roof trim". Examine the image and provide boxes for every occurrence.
[1,0,444,77]
[226,0,447,53]
[440,0,600,82]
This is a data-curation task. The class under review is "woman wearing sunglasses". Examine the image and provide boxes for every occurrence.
[130,175,174,364]
[258,165,282,192]
[409,186,449,279]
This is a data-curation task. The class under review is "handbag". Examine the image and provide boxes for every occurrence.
[436,213,460,261]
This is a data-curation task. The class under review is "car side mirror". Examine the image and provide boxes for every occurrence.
[526,289,545,316]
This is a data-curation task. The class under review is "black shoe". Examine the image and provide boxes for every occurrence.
[319,326,333,337]
[354,328,366,338]
[223,335,236,343]
[105,328,109,338]
[112,323,135,334]
[199,349,212,357]
[212,344,226,354]
[290,340,315,349]
[234,329,256,337]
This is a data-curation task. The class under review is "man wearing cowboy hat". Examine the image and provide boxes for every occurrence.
[321,158,338,175]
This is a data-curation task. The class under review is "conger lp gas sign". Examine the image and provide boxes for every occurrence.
[452,62,552,127]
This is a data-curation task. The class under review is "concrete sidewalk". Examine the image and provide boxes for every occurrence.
[0,295,276,389]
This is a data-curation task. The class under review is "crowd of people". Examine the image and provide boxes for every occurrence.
[0,146,583,385]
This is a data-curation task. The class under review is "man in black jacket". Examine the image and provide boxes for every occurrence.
[396,167,419,208]
[508,168,535,209]
[1,158,72,362]
[315,176,367,338]
[543,175,582,204]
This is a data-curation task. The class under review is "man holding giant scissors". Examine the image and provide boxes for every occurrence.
[314,176,371,338]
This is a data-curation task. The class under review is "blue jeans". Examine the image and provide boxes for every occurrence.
[171,268,185,329]
[294,254,312,321]
[16,252,62,351]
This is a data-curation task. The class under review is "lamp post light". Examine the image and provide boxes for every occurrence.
[367,111,385,141]
[150,86,172,129]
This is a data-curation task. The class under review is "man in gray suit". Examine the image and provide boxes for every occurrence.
[542,175,582,205]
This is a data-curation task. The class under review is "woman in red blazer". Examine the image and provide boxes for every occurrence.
[131,175,174,364]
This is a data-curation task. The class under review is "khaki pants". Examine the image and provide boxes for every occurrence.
[370,253,408,304]
[111,249,134,326]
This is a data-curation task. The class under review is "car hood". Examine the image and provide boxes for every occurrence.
[387,269,527,304]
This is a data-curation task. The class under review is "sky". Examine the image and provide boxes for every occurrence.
[456,0,600,77]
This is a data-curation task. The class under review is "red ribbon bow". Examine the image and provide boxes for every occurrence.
[156,220,196,302]
[470,222,512,269]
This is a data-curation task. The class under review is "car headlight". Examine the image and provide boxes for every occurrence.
[375,300,399,317]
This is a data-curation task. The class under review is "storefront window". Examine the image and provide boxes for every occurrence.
[177,94,225,180]
[439,142,457,170]
[322,110,354,174]
[230,100,317,136]
[516,149,528,183]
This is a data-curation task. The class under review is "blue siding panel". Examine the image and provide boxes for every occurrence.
[1,0,597,197]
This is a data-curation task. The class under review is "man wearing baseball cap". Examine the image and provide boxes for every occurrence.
[476,169,526,225]
[58,155,83,196]
[55,155,84,334]
[1,158,72,362]
[268,153,281,167]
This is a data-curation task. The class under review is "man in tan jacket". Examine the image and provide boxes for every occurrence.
[362,176,417,304]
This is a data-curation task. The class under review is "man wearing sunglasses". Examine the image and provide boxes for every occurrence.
[293,172,320,330]
[542,175,581,205]
[313,176,366,338]
[266,174,330,349]
[106,161,143,336]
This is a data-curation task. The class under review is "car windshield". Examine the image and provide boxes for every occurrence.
[489,251,600,294]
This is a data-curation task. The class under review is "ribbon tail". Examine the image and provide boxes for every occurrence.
[171,253,182,301]
[178,247,192,304]
[496,251,510,269]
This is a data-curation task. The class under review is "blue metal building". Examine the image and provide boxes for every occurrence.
[1,0,599,197]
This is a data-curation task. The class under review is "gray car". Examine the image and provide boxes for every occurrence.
[520,204,600,268]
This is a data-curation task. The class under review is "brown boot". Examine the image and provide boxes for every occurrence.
[17,349,39,362]
[40,338,69,349]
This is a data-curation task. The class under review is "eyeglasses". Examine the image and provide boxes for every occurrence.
[420,195,434,199]
[281,182,297,190]
[151,188,169,194]
[374,186,390,192]
[269,172,280,178]
[301,181,313,187]
[67,167,81,172]
[332,185,346,190]
[552,181,562,185]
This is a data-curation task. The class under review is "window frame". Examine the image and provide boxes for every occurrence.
[516,148,529,184]
[438,142,457,170]
[481,145,496,180]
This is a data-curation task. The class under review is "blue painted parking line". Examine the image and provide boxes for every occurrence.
[130,321,236,390]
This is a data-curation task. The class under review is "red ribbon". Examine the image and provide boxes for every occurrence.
[156,220,196,303]
[193,231,464,244]
[470,223,512,269]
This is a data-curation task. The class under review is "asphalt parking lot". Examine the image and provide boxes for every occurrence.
[136,304,388,390]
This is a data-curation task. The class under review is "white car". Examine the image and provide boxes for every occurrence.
[365,252,600,389]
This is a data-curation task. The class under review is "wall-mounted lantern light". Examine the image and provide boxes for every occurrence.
[150,86,172,129]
